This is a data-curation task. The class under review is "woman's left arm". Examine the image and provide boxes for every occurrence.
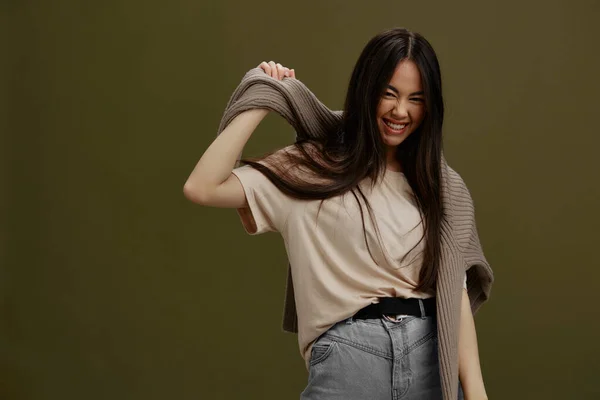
[458,287,489,400]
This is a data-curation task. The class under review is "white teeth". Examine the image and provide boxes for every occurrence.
[384,120,406,130]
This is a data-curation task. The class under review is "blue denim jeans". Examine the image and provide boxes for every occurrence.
[300,314,464,400]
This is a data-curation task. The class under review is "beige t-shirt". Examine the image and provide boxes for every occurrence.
[231,146,467,369]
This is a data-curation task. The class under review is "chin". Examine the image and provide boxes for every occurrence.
[383,136,407,148]
[379,125,410,145]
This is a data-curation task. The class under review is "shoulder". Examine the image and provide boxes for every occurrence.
[442,161,473,204]
[443,162,467,187]
[257,140,334,188]
[253,144,299,172]
[259,141,326,170]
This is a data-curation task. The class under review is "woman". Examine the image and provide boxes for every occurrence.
[184,27,492,400]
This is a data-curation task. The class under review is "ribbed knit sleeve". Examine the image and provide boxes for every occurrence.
[443,164,494,314]
[217,68,342,157]
[437,160,495,399]
[465,219,494,313]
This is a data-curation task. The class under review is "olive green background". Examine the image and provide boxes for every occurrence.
[3,1,599,399]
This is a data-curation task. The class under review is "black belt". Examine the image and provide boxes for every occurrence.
[353,297,436,319]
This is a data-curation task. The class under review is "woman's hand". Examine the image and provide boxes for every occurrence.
[258,61,296,80]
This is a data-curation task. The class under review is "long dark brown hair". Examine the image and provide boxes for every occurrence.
[240,27,445,294]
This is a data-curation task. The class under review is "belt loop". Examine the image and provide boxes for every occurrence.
[418,298,426,319]
[346,316,354,325]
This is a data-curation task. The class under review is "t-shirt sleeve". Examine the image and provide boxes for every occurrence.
[231,162,292,235]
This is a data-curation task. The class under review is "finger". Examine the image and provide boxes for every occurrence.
[268,61,277,79]
[283,67,290,78]
[276,63,286,80]
[259,61,270,75]
[290,69,296,79]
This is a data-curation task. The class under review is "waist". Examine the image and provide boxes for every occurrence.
[353,297,436,319]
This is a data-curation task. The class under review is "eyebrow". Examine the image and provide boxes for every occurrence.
[387,85,424,96]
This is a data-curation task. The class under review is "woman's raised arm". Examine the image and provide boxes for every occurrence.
[183,61,294,208]
[183,108,269,207]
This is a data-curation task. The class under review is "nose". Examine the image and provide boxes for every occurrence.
[391,99,409,118]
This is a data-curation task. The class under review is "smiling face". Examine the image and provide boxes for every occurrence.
[376,59,426,170]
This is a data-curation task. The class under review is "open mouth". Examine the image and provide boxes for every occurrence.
[383,118,408,134]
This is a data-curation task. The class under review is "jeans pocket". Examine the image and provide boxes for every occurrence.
[309,336,338,367]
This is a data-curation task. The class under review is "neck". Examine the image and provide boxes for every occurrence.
[386,148,402,172]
